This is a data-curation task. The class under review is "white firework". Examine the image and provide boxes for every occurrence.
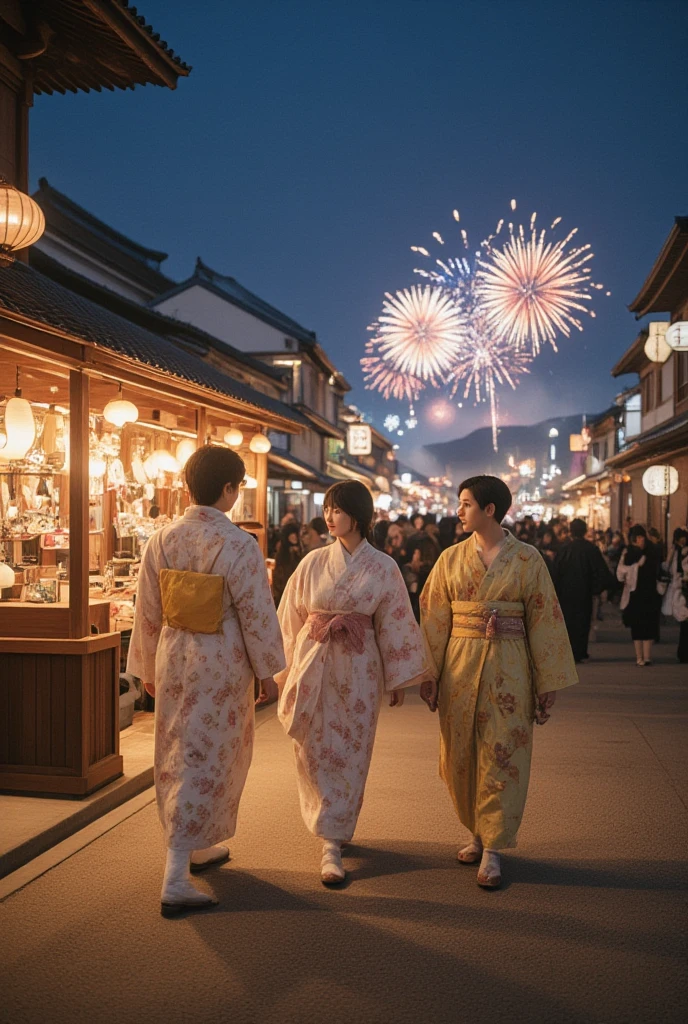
[369,285,464,384]
[384,414,401,432]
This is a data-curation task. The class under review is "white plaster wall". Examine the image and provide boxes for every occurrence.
[153,285,293,352]
[643,397,674,432]
[36,234,153,304]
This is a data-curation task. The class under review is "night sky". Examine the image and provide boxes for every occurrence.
[29,0,688,471]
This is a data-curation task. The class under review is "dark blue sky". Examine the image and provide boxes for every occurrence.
[30,0,688,469]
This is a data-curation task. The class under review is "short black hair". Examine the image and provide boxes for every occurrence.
[570,518,587,539]
[629,524,647,543]
[184,445,245,506]
[309,516,328,536]
[323,481,374,541]
[458,475,512,524]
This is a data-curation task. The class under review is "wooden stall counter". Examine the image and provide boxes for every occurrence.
[0,632,122,796]
[0,599,111,640]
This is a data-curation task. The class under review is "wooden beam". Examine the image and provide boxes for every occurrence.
[196,406,207,447]
[68,370,89,639]
[81,0,181,89]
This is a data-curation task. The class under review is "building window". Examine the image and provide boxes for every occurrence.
[678,351,688,405]
[624,393,641,437]
[641,373,654,413]
[655,366,663,407]
[267,431,289,451]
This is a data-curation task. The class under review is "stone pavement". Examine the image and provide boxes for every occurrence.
[1,614,686,1024]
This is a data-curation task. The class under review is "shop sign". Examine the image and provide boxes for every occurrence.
[347,424,372,456]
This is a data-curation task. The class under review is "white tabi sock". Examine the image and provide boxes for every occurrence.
[478,848,501,881]
[161,849,215,906]
[190,845,230,868]
[321,839,345,882]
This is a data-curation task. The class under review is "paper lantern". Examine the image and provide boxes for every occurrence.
[0,375,36,461]
[155,450,180,474]
[0,177,45,265]
[224,428,244,447]
[249,432,271,454]
[175,439,196,467]
[642,465,679,497]
[89,456,107,478]
[243,475,258,489]
[644,322,671,363]
[0,561,15,588]
[103,386,138,428]
[665,321,688,352]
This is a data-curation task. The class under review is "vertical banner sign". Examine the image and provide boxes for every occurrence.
[347,424,372,456]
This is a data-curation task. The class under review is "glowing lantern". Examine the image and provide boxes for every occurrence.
[0,369,35,461]
[89,456,107,478]
[0,561,15,589]
[144,450,179,479]
[0,177,45,266]
[103,385,138,428]
[243,475,258,489]
[249,432,271,454]
[642,465,679,497]
[224,428,243,447]
[665,321,688,352]
[644,322,671,363]
[175,439,196,466]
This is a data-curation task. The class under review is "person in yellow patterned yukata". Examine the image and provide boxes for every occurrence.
[420,476,577,889]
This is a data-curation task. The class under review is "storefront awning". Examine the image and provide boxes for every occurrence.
[292,404,346,439]
[326,459,381,491]
[269,448,338,487]
[606,413,688,470]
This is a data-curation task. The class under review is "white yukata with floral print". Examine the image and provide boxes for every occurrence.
[275,538,427,841]
[127,506,285,851]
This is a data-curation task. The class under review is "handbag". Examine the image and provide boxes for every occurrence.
[159,540,225,634]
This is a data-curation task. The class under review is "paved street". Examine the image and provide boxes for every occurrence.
[1,616,686,1024]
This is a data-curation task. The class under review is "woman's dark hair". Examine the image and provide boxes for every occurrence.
[323,481,374,542]
[673,528,688,546]
[459,475,512,523]
[184,445,245,506]
[275,525,301,568]
[309,516,328,536]
[629,524,647,543]
[411,513,425,531]
[405,536,439,568]
[373,519,391,550]
[570,518,587,539]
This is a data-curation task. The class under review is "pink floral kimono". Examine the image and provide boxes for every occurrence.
[275,538,427,841]
[127,506,285,851]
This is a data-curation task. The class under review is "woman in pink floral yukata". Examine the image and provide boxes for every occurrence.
[128,446,285,915]
[276,481,429,885]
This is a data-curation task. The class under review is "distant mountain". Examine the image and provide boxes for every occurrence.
[424,414,590,482]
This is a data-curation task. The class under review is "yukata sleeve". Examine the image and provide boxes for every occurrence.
[274,563,308,687]
[126,534,163,688]
[524,552,578,695]
[374,561,428,691]
[228,537,286,680]
[419,553,452,681]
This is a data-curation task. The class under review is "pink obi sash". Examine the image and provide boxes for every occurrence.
[306,611,374,654]
[451,600,526,640]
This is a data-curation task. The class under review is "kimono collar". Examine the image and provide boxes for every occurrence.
[333,537,370,576]
[184,505,231,525]
[470,528,515,574]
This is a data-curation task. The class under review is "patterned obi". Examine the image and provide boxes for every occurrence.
[451,600,526,641]
[306,611,374,655]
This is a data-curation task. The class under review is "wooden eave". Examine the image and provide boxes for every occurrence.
[611,330,649,378]
[628,217,688,318]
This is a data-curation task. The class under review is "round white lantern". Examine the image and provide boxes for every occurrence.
[175,439,196,467]
[0,177,45,264]
[642,465,679,497]
[644,322,672,363]
[249,433,271,454]
[145,450,179,477]
[224,428,244,447]
[103,386,138,428]
[666,321,688,352]
[0,561,15,588]
[0,393,36,461]
[243,475,258,489]
[89,456,107,478]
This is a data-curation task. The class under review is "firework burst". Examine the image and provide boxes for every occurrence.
[361,349,424,403]
[476,205,604,355]
[368,285,465,383]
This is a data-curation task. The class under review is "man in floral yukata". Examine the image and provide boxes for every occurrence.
[420,475,577,889]
[128,446,285,915]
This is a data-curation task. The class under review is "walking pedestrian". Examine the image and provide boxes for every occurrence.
[127,446,285,915]
[401,535,439,622]
[617,524,662,665]
[275,480,427,885]
[551,518,614,663]
[419,475,577,889]
[272,523,303,606]
[662,528,688,663]
[301,516,329,553]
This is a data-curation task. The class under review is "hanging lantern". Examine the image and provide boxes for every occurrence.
[249,432,271,454]
[0,368,36,461]
[0,177,46,266]
[88,456,107,478]
[103,384,138,428]
[0,561,15,589]
[243,475,258,489]
[224,427,244,447]
[642,465,679,497]
[154,450,180,474]
[175,439,196,467]
[665,321,688,352]
[644,322,672,363]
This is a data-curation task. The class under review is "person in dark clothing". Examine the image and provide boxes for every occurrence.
[373,519,391,551]
[271,524,302,607]
[663,528,688,664]
[617,524,662,665]
[551,518,614,663]
[401,536,439,622]
[438,516,460,550]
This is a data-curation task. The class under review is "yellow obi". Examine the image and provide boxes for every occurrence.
[159,568,225,635]
[451,600,525,640]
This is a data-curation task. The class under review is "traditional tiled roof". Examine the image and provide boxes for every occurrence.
[13,1,190,95]
[0,261,307,429]
[629,217,688,318]
[30,248,288,387]
[606,412,688,468]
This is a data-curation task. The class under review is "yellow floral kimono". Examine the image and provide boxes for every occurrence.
[420,532,577,849]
